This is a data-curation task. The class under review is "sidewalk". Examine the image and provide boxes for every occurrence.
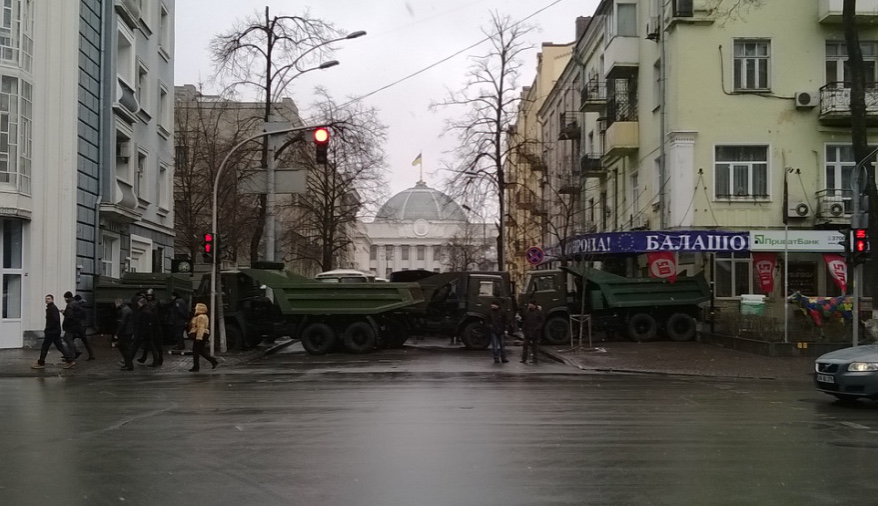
[0,335,277,378]
[538,339,817,382]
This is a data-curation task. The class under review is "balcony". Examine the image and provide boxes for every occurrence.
[604,36,639,79]
[818,0,878,23]
[605,121,639,156]
[580,79,607,113]
[515,191,537,211]
[816,189,852,223]
[580,154,605,177]
[819,83,878,126]
[517,146,546,172]
[114,0,141,28]
[558,171,582,194]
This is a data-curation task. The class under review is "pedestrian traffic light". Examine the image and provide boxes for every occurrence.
[314,127,329,164]
[202,232,214,263]
[853,228,870,263]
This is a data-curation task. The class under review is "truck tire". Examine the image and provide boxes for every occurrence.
[301,323,337,355]
[342,321,377,354]
[627,313,658,342]
[224,324,245,351]
[543,316,570,345]
[666,313,697,341]
[461,321,490,350]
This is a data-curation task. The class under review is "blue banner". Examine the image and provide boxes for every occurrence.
[554,230,750,257]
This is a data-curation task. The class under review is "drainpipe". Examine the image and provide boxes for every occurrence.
[659,2,667,229]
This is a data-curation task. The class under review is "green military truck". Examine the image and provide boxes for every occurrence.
[398,271,516,349]
[194,263,424,354]
[93,272,194,341]
[520,265,711,344]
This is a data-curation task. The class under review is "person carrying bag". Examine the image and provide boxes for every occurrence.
[188,302,218,372]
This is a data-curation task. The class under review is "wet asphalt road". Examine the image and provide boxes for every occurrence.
[2,343,878,506]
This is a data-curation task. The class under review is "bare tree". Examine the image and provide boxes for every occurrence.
[210,7,360,261]
[445,219,492,271]
[431,12,535,271]
[174,85,264,265]
[284,88,389,271]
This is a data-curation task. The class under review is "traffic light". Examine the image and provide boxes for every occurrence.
[840,226,852,260]
[202,232,214,263]
[853,228,870,263]
[314,127,329,164]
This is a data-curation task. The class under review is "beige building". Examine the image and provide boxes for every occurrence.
[517,0,878,320]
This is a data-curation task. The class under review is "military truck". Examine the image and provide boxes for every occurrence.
[397,271,516,349]
[520,265,711,344]
[93,272,194,341]
[194,263,424,354]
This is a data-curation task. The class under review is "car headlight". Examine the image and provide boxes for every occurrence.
[848,362,878,372]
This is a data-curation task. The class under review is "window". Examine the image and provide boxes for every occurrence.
[653,60,661,110]
[733,40,770,91]
[715,253,751,297]
[0,0,32,66]
[158,85,171,137]
[136,150,147,201]
[417,245,426,261]
[158,163,170,212]
[385,245,394,260]
[158,4,171,59]
[433,245,442,259]
[826,41,877,87]
[673,0,693,17]
[630,171,640,213]
[369,245,377,261]
[101,232,120,277]
[136,62,150,116]
[616,3,637,37]
[825,145,876,213]
[116,24,135,87]
[0,76,31,194]
[714,145,768,199]
[401,245,410,261]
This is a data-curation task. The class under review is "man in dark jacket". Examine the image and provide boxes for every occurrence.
[62,291,93,360]
[168,291,189,351]
[520,299,545,364]
[115,298,136,371]
[31,294,75,369]
[488,299,511,364]
[126,296,160,368]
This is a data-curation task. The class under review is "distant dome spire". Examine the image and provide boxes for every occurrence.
[375,181,467,222]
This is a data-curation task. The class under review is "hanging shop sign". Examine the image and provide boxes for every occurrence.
[647,251,677,283]
[750,230,845,252]
[560,230,750,257]
[751,252,777,294]
[823,253,847,293]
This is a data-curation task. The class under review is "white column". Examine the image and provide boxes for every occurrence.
[666,131,698,228]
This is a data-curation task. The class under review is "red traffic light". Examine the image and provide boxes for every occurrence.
[313,127,329,144]
[203,233,214,253]
[854,228,869,254]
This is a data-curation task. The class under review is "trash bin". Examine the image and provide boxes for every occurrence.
[740,294,766,316]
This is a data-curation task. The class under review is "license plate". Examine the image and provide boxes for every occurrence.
[816,373,835,384]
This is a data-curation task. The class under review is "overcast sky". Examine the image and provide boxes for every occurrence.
[174,0,600,201]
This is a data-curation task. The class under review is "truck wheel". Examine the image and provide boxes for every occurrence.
[380,319,409,349]
[224,324,245,351]
[627,313,658,342]
[461,321,490,350]
[342,321,377,354]
[301,323,336,355]
[666,313,697,341]
[543,316,570,345]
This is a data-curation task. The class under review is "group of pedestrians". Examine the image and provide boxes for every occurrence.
[32,291,93,369]
[486,298,545,365]
[114,291,217,372]
[32,289,218,373]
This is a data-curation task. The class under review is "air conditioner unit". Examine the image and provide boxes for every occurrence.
[795,91,818,109]
[821,198,846,217]
[646,16,660,41]
[117,141,131,160]
[787,202,812,218]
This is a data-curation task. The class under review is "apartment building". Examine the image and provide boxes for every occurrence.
[524,0,878,320]
[5,1,174,348]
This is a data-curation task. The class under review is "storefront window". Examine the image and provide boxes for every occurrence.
[715,252,751,297]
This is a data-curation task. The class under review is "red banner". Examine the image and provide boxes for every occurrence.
[823,253,847,293]
[648,251,677,283]
[751,252,777,294]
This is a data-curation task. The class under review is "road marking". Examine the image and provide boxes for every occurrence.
[840,421,870,430]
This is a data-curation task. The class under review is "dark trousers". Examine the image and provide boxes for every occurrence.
[139,330,164,365]
[521,332,540,362]
[489,330,506,360]
[129,335,159,366]
[38,332,72,364]
[117,333,134,369]
[191,339,217,371]
[73,331,94,359]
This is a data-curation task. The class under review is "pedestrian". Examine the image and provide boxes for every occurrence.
[61,291,93,360]
[127,296,160,367]
[137,289,163,365]
[114,298,136,371]
[520,299,545,364]
[188,302,217,372]
[488,299,511,364]
[72,294,95,360]
[168,291,189,351]
[31,294,76,369]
